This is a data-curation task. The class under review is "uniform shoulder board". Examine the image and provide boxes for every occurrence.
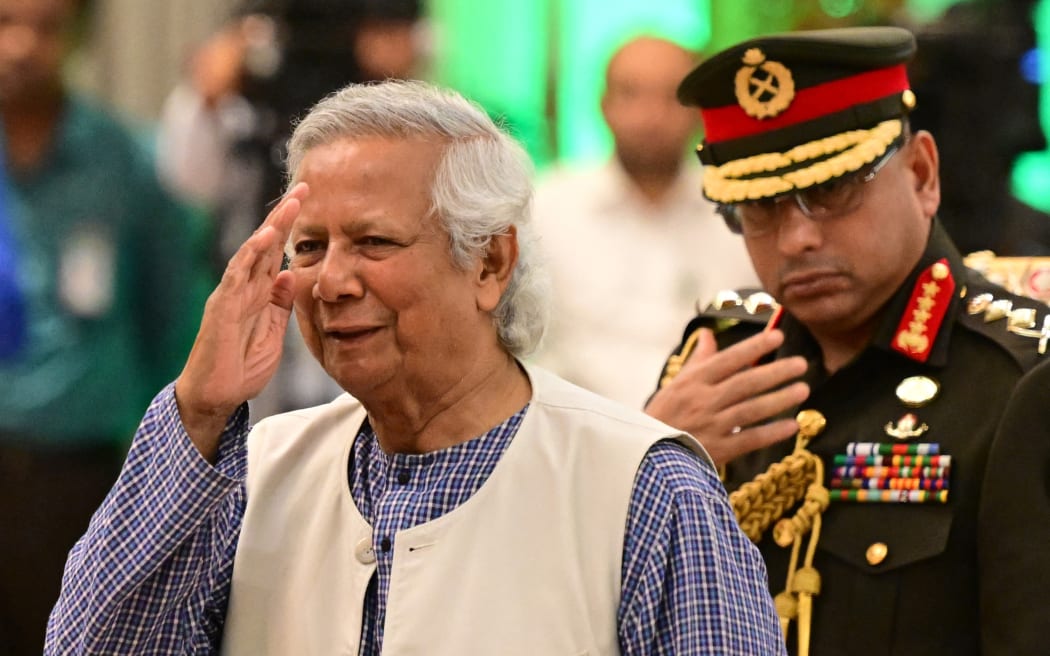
[959,269,1050,373]
[696,287,778,326]
[658,288,779,390]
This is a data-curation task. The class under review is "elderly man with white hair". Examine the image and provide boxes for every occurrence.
[46,80,782,655]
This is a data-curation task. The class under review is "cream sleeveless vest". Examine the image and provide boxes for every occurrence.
[222,365,708,655]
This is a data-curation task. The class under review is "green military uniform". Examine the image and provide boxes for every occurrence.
[666,25,1050,654]
[663,221,1048,654]
[658,219,1048,654]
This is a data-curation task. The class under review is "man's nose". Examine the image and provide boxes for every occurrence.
[774,194,824,255]
[313,249,365,302]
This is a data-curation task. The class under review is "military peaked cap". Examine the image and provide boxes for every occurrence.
[678,26,917,204]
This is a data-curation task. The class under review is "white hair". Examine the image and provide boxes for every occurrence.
[285,79,549,357]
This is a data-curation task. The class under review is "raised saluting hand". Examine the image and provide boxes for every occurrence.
[174,183,309,461]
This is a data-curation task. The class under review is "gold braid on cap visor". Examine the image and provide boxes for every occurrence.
[702,119,903,204]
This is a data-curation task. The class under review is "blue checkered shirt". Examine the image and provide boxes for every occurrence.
[46,384,784,654]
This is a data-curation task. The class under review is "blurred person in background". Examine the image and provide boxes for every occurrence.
[0,151,22,362]
[158,0,426,419]
[531,35,757,408]
[159,0,426,268]
[0,0,207,653]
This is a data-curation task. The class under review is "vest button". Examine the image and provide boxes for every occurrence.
[354,537,376,564]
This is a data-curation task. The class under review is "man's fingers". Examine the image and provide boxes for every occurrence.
[692,327,718,360]
[221,223,273,288]
[222,223,276,284]
[721,381,810,432]
[270,270,297,311]
[258,182,309,233]
[679,328,787,384]
[718,356,808,407]
[270,183,308,236]
[702,417,801,468]
[227,195,302,284]
[260,184,308,279]
[267,195,304,278]
[731,418,802,458]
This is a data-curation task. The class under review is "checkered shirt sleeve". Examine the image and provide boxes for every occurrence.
[619,439,786,655]
[45,384,249,655]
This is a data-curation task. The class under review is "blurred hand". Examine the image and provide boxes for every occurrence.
[645,328,810,468]
[189,23,249,107]
[175,183,309,460]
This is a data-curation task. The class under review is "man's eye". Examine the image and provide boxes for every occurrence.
[293,240,323,254]
[807,177,854,206]
[361,236,395,247]
[816,177,849,194]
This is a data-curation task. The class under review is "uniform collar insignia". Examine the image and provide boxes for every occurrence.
[891,258,955,363]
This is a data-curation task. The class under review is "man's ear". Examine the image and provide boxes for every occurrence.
[476,226,519,313]
[908,130,941,219]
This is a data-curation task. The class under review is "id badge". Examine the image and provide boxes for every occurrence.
[59,223,114,317]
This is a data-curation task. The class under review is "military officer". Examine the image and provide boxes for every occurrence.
[645,26,1050,655]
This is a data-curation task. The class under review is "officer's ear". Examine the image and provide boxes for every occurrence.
[906,130,940,219]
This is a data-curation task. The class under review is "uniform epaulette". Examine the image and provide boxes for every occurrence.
[694,287,778,331]
[958,269,1050,373]
[890,259,956,363]
[659,289,779,389]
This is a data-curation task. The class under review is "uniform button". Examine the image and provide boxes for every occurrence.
[397,470,410,485]
[866,542,888,566]
[354,538,376,564]
[381,537,392,552]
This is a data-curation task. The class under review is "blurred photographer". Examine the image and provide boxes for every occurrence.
[157,0,426,416]
[158,0,425,271]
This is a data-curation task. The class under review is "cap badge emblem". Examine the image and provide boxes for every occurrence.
[735,48,795,119]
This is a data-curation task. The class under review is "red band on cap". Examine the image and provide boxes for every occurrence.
[702,65,910,144]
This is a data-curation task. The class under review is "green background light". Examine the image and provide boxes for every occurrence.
[431,0,1050,221]
[428,0,553,165]
[552,0,711,165]
[1012,0,1050,213]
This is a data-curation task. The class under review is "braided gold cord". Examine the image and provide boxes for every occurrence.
[729,411,828,656]
[729,452,816,542]
[773,467,830,547]
[659,328,704,389]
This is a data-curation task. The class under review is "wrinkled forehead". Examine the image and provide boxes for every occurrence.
[288,136,441,231]
[289,133,444,186]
